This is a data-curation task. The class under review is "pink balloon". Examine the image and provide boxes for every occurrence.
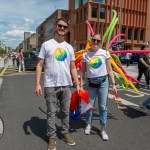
[86,20,94,36]
[108,34,126,49]
[110,50,150,54]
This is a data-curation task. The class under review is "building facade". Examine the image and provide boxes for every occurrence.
[26,33,36,50]
[69,0,149,50]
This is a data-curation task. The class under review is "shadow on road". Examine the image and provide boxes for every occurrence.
[121,107,147,118]
[23,117,48,142]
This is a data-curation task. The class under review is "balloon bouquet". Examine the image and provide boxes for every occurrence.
[70,10,150,119]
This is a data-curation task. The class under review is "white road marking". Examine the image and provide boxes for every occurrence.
[0,117,4,139]
[108,93,150,115]
[108,93,138,107]
[116,85,150,97]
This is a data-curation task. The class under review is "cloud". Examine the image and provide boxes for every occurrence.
[0,0,69,49]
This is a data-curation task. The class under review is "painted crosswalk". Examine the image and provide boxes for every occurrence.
[0,66,35,77]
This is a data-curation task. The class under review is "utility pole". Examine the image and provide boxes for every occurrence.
[119,0,122,41]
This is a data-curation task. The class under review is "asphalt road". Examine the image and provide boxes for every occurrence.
[0,74,150,150]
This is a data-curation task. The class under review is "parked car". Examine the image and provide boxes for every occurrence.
[24,52,39,70]
[119,53,139,64]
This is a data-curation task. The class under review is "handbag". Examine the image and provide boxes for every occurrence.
[88,78,102,88]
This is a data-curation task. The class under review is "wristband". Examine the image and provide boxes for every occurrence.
[112,83,116,85]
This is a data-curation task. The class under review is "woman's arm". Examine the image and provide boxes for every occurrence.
[106,58,117,93]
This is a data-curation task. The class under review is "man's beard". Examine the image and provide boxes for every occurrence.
[55,30,66,36]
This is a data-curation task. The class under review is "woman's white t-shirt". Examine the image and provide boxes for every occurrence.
[38,39,75,87]
[82,49,110,78]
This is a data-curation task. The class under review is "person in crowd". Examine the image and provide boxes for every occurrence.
[125,49,132,67]
[18,49,25,72]
[35,17,80,150]
[80,33,117,141]
[137,44,150,89]
[12,53,16,66]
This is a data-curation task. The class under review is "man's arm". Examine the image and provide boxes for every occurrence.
[70,61,80,91]
[139,58,149,68]
[35,58,44,96]
[80,62,86,87]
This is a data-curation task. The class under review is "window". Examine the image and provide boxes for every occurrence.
[92,6,97,18]
[100,8,105,19]
[140,29,144,40]
[75,0,79,9]
[81,0,88,5]
[84,7,88,19]
[80,10,82,22]
[128,28,132,40]
[92,0,106,3]
[121,27,126,39]
[134,29,138,40]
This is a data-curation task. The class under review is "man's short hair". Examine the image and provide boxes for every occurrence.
[54,17,69,27]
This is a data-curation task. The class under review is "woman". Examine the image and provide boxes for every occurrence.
[80,33,117,140]
[137,44,150,89]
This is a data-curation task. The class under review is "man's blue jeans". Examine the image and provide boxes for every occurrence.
[85,76,109,127]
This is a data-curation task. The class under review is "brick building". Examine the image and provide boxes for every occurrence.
[69,0,150,50]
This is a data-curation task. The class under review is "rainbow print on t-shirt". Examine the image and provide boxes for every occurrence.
[54,48,67,61]
[89,56,102,69]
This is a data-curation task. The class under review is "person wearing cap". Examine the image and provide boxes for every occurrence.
[137,43,150,89]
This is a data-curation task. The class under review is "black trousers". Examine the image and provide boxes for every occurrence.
[137,67,149,85]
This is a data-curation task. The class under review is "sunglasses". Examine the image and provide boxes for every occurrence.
[57,24,68,30]
[92,39,101,43]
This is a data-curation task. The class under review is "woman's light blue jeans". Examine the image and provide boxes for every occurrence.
[85,76,109,127]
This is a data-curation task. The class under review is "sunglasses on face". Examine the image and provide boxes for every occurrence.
[92,39,101,43]
[57,24,68,30]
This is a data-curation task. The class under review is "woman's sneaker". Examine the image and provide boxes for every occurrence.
[84,124,91,135]
[100,130,109,141]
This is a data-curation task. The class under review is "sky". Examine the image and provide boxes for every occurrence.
[0,0,68,49]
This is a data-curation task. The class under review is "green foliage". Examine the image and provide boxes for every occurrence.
[0,49,7,56]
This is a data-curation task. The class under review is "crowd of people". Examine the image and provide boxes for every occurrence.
[34,17,149,150]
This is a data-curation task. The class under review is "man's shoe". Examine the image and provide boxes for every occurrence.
[48,138,56,150]
[62,134,76,145]
[84,124,91,135]
[100,130,109,141]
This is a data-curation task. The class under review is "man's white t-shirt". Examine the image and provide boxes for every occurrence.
[82,49,110,78]
[38,39,75,87]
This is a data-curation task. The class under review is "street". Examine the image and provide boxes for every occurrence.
[0,70,150,150]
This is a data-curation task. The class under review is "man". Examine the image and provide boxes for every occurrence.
[35,18,80,150]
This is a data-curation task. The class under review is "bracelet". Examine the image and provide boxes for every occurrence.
[112,83,116,85]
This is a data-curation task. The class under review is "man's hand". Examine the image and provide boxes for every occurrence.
[76,85,81,93]
[35,84,42,96]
